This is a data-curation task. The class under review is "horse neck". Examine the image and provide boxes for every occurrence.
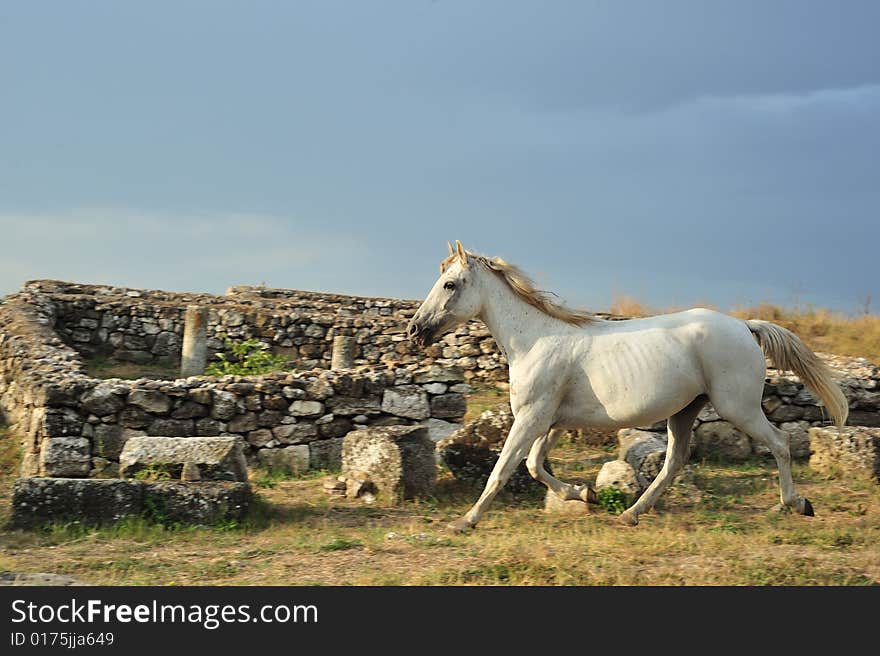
[476,269,567,364]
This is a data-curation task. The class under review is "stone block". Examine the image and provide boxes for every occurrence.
[120,436,248,482]
[10,478,144,528]
[429,393,467,419]
[381,386,430,420]
[289,400,324,417]
[43,407,84,437]
[246,428,275,448]
[413,365,464,384]
[227,412,259,433]
[544,489,590,516]
[128,390,173,413]
[341,425,435,503]
[318,416,353,439]
[171,401,209,419]
[39,437,91,477]
[326,395,382,416]
[273,423,318,444]
[309,437,344,471]
[693,421,752,462]
[143,481,251,525]
[809,426,880,482]
[89,457,120,479]
[195,418,224,436]
[257,445,310,474]
[211,390,240,420]
[780,421,811,460]
[769,403,805,423]
[595,460,643,500]
[81,383,127,416]
[617,428,669,487]
[147,418,195,437]
[119,406,152,428]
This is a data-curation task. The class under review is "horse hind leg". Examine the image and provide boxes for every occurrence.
[526,429,596,504]
[713,404,812,516]
[619,396,707,526]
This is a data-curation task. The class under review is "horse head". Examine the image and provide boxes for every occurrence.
[407,240,483,347]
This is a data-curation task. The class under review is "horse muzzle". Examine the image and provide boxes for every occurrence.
[407,318,435,347]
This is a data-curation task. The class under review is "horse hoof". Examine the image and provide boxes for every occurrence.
[576,484,597,504]
[447,518,474,534]
[618,510,639,527]
[802,498,815,517]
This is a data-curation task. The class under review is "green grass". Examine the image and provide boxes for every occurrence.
[318,537,364,552]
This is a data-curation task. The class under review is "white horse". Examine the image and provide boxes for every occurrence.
[408,241,848,532]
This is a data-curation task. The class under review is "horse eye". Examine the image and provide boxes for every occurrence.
[444,281,456,291]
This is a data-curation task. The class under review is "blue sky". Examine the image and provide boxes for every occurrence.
[1,1,877,313]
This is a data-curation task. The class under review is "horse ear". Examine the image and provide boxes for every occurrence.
[447,241,454,256]
[455,240,469,268]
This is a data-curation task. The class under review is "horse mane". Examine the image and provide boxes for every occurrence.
[440,250,594,326]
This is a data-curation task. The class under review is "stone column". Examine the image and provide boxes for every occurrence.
[331,335,356,371]
[181,305,208,377]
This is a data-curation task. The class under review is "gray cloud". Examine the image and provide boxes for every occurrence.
[0,2,876,312]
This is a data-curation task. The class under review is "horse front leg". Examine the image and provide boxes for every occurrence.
[448,410,551,533]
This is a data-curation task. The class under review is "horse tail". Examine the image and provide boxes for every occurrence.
[745,319,848,426]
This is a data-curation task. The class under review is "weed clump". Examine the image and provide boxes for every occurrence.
[597,487,629,515]
[206,336,288,376]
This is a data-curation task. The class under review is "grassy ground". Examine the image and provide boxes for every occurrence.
[85,356,180,380]
[5,298,880,585]
[1,423,877,585]
[462,382,508,422]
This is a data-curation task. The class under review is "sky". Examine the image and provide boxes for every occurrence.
[1,1,878,314]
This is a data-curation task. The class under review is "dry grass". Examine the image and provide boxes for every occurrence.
[609,294,652,318]
[1,423,877,586]
[608,295,880,365]
[730,303,880,365]
[85,356,180,380]
[462,382,509,422]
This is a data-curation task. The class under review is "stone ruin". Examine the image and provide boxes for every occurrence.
[1,278,878,526]
[0,280,485,526]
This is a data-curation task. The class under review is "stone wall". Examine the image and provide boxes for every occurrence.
[2,279,879,483]
[0,283,469,480]
[24,280,513,380]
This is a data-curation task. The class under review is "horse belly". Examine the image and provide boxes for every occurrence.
[555,342,705,430]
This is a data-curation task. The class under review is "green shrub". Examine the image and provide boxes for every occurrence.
[206,337,288,376]
[597,487,629,515]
